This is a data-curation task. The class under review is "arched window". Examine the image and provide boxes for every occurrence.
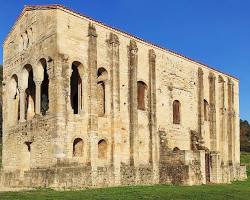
[173,100,181,124]
[97,68,108,117]
[173,147,180,152]
[23,141,32,170]
[70,62,82,114]
[137,81,147,110]
[98,139,107,160]
[204,99,209,121]
[73,138,83,157]
[25,31,29,48]
[24,65,35,120]
[40,58,49,115]
[25,141,32,152]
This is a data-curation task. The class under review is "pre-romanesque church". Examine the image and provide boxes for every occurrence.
[0,5,246,188]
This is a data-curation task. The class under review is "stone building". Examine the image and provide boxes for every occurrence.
[0,5,247,188]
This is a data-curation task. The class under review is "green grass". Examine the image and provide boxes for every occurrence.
[0,153,249,200]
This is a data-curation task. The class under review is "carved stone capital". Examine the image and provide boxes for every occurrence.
[108,33,119,46]
[46,56,53,64]
[220,107,227,115]
[128,40,138,55]
[209,73,216,81]
[88,23,97,37]
[18,87,25,93]
[218,75,225,83]
[34,80,43,86]
[59,54,69,63]
[198,68,203,77]
[228,79,234,86]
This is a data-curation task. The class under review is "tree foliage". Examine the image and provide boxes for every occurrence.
[240,119,250,152]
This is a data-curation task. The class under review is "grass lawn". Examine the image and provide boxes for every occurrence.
[0,153,249,200]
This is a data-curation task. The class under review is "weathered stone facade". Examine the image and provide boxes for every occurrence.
[0,5,246,189]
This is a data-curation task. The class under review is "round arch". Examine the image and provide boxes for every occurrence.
[98,139,108,160]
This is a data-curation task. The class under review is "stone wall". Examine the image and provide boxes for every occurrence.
[0,5,246,189]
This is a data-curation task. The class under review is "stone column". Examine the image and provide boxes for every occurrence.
[148,49,159,183]
[18,87,26,122]
[209,73,220,183]
[78,82,82,114]
[87,23,98,186]
[80,73,88,115]
[231,83,236,165]
[51,57,66,114]
[218,76,227,164]
[108,33,121,185]
[198,68,204,138]
[128,40,138,167]
[234,83,240,165]
[34,80,42,115]
[227,79,234,164]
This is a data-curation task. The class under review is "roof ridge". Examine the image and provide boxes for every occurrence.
[3,4,239,80]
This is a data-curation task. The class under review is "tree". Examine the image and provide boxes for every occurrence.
[240,119,250,152]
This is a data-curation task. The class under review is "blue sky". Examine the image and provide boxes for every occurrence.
[1,0,250,121]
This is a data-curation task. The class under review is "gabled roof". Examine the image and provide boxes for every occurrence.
[3,4,238,80]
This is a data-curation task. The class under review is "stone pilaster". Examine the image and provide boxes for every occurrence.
[148,49,159,183]
[198,68,204,138]
[218,76,227,164]
[52,56,66,114]
[231,83,236,165]
[108,32,121,185]
[87,23,98,185]
[227,79,235,164]
[209,73,217,151]
[210,151,221,183]
[234,83,240,165]
[52,56,67,160]
[128,40,138,166]
[34,80,42,115]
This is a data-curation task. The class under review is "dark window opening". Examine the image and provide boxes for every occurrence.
[173,100,181,124]
[25,141,32,152]
[70,62,82,114]
[41,59,49,115]
[97,68,108,117]
[137,81,147,110]
[204,100,209,121]
[25,69,35,120]
[173,147,180,152]
[97,81,105,116]
[73,138,83,157]
[98,139,107,159]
